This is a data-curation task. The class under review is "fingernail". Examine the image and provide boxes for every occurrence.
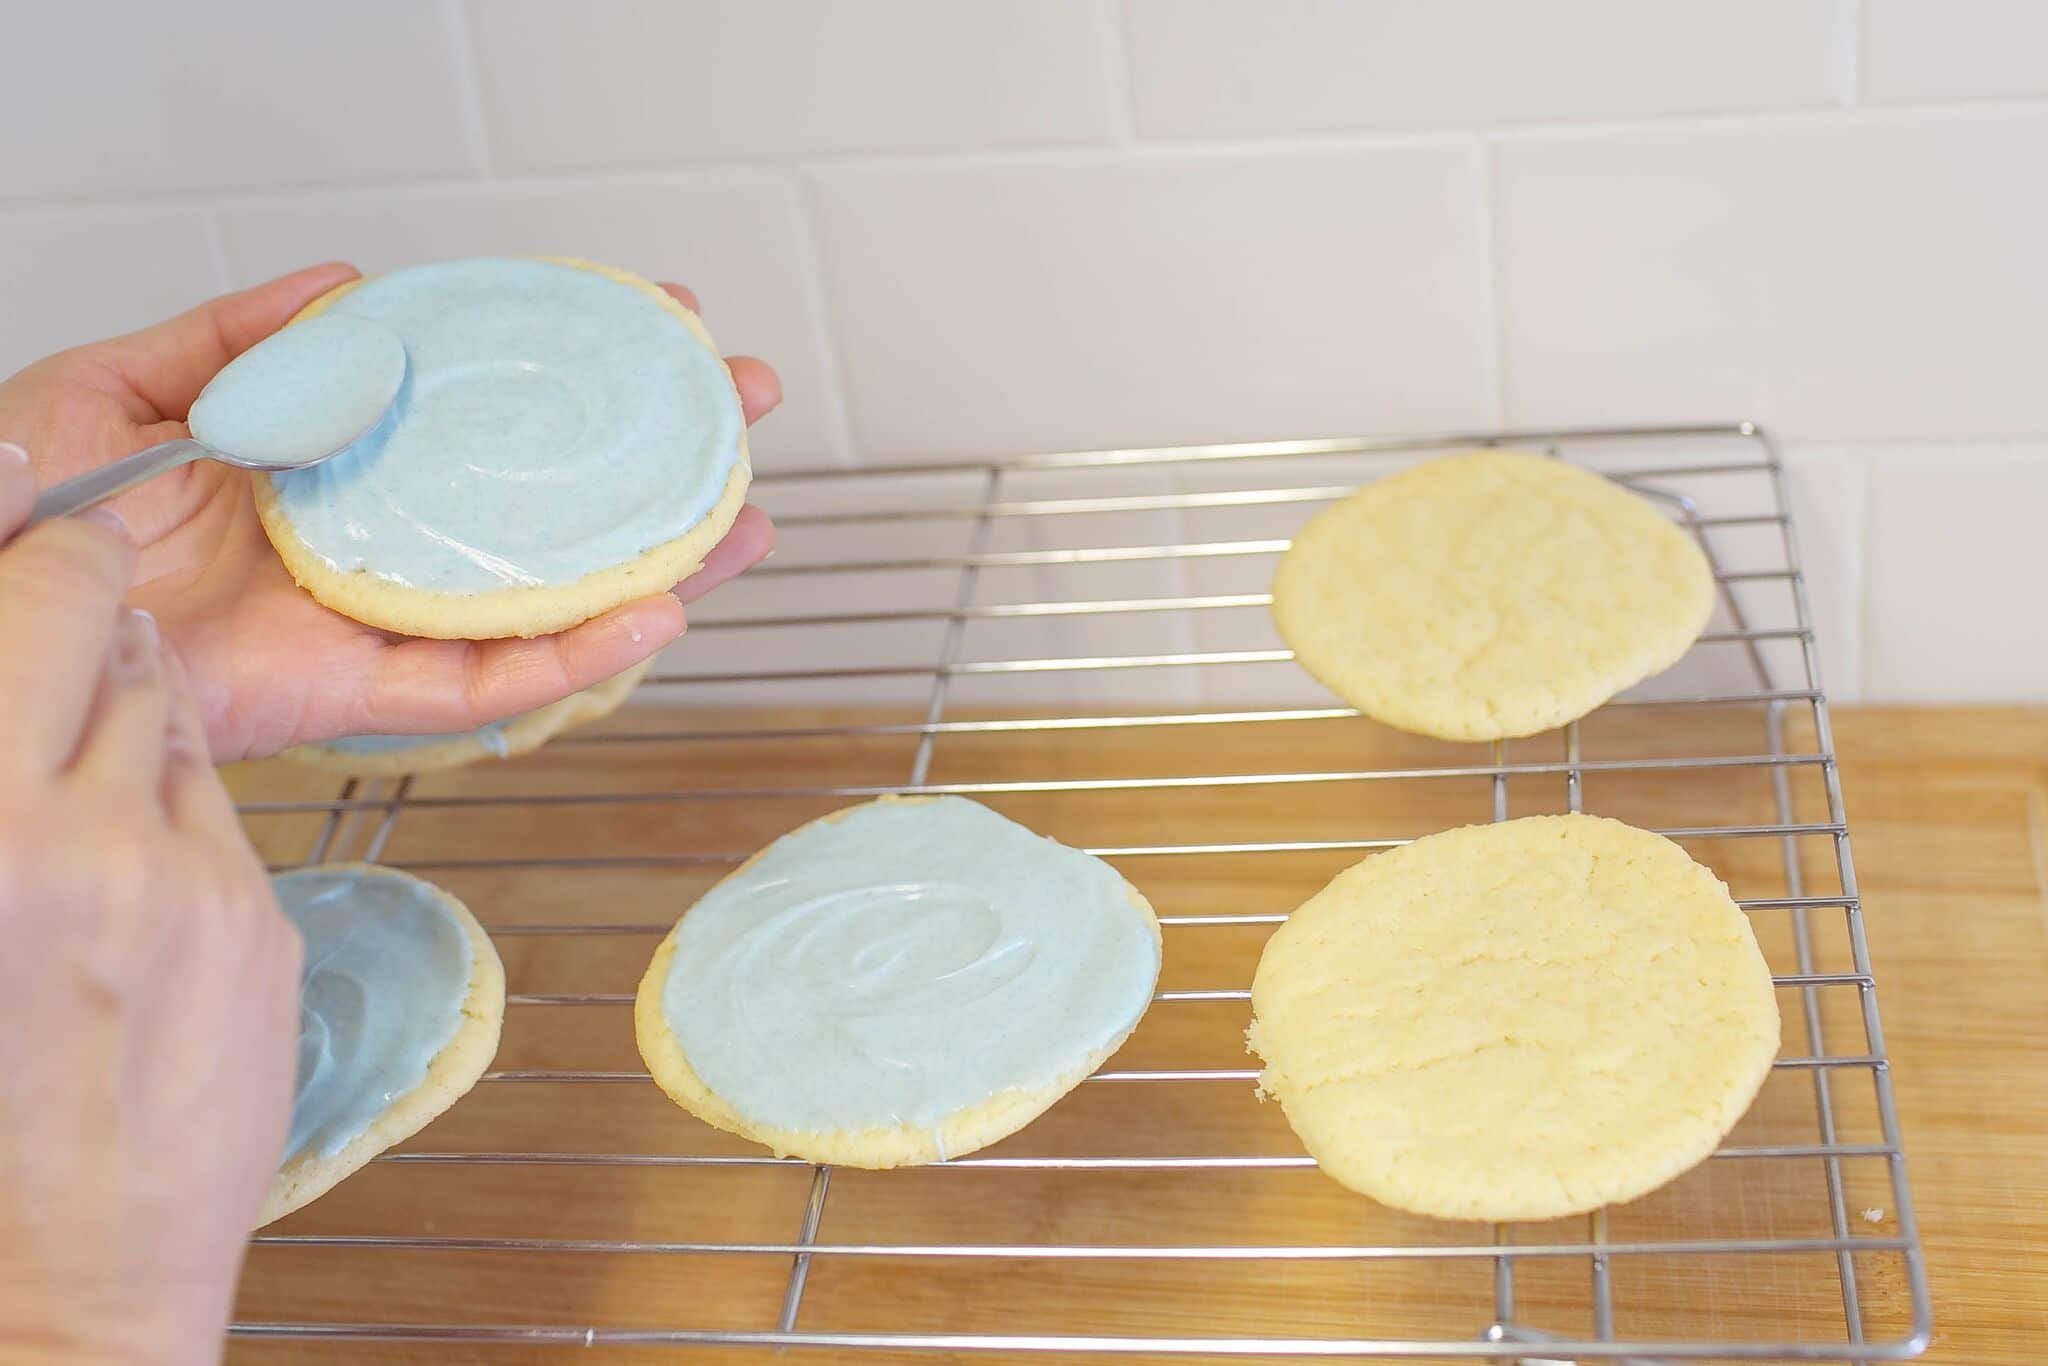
[111,609,160,683]
[81,506,129,540]
[0,442,26,467]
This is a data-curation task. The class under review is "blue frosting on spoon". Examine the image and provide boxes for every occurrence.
[265,258,742,593]
[189,314,406,469]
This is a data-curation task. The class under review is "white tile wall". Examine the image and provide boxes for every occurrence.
[1861,442,2048,702]
[0,212,220,376]
[1495,108,2048,443]
[1,1,2042,701]
[469,0,1111,169]
[1862,0,2048,103]
[1123,0,1845,138]
[1,1,477,201]
[812,145,1491,461]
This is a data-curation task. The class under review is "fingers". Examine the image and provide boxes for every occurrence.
[351,595,686,735]
[0,511,138,775]
[0,443,32,538]
[69,609,172,795]
[655,281,781,426]
[727,357,781,427]
[159,646,245,839]
[93,262,361,420]
[673,504,774,606]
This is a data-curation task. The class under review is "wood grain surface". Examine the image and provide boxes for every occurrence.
[219,705,2048,1365]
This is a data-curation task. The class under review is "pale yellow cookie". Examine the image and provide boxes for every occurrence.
[281,657,653,778]
[1248,814,1778,1221]
[259,864,505,1227]
[254,257,750,640]
[635,796,1163,1167]
[1271,450,1713,741]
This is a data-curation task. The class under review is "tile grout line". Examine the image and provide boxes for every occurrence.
[787,171,863,467]
[199,212,233,292]
[441,0,497,178]
[1090,0,1143,146]
[12,92,2048,223]
[1473,138,1506,427]
[1839,0,1866,107]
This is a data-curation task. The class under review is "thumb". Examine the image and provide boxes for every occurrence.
[89,262,362,421]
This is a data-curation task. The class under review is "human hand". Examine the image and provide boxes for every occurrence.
[0,449,301,1365]
[0,264,779,762]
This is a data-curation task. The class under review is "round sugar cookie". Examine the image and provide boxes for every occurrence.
[1248,814,1778,1221]
[283,657,652,777]
[634,796,1162,1167]
[253,256,750,640]
[259,864,504,1227]
[1271,449,1713,741]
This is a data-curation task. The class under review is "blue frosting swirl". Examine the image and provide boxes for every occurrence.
[274,866,474,1163]
[660,798,1160,1141]
[265,257,743,593]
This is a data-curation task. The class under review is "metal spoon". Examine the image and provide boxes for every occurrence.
[24,313,407,530]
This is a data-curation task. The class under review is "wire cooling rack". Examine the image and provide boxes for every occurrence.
[227,423,1930,1362]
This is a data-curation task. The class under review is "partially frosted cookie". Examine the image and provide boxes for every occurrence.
[1249,814,1779,1221]
[254,256,749,640]
[283,658,652,778]
[259,864,504,1227]
[1271,450,1713,741]
[634,796,1162,1167]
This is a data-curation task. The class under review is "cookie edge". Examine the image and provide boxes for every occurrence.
[280,656,653,778]
[632,795,1165,1168]
[253,258,751,640]
[1270,449,1716,742]
[256,863,507,1228]
[1247,813,1780,1221]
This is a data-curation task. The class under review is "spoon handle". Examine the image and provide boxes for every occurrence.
[25,439,212,531]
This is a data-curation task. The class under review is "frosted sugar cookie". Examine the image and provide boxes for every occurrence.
[283,657,652,777]
[634,796,1162,1167]
[253,256,749,640]
[259,864,504,1227]
[1248,814,1778,1221]
[1271,450,1713,741]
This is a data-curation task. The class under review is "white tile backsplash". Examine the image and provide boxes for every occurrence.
[1494,109,2048,442]
[1777,445,1869,701]
[2,1,475,201]
[811,145,1492,462]
[468,0,1110,170]
[215,177,846,465]
[1124,0,1844,138]
[0,212,221,377]
[0,5,2042,702]
[1862,0,2048,103]
[1861,442,2048,702]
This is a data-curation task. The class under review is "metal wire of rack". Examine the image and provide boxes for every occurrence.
[228,422,1931,1362]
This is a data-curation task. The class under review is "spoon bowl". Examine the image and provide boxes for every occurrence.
[22,314,406,530]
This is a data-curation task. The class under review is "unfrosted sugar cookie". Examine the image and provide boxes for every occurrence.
[1248,814,1778,1221]
[253,257,749,640]
[283,658,652,778]
[634,796,1162,1167]
[259,864,504,1227]
[1271,450,1713,741]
